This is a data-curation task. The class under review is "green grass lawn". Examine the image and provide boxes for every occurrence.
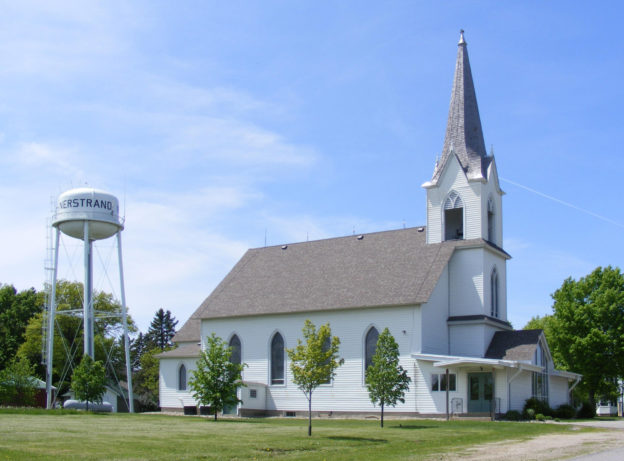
[0,409,595,460]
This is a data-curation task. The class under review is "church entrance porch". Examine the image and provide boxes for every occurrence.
[467,372,494,413]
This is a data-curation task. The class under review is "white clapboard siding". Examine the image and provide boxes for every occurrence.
[420,267,449,355]
[449,323,487,357]
[427,155,483,244]
[549,376,570,409]
[199,306,420,413]
[448,248,484,316]
[509,372,532,412]
[159,358,198,409]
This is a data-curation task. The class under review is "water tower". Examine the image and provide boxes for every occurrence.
[45,187,134,411]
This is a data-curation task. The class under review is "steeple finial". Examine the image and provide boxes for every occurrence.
[459,29,465,45]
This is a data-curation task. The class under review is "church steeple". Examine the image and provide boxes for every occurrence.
[424,31,504,247]
[432,30,489,183]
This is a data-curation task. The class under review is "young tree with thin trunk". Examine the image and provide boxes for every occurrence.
[71,355,106,412]
[365,328,411,427]
[189,333,245,421]
[287,320,343,436]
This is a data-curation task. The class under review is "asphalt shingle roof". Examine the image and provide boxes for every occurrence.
[485,329,543,361]
[173,227,508,343]
[156,342,201,358]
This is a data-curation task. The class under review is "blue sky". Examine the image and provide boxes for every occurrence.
[1,1,623,333]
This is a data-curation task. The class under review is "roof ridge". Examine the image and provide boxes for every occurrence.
[250,225,427,250]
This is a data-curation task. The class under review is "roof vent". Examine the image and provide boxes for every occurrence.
[281,245,288,250]
[357,235,364,240]
[418,227,424,232]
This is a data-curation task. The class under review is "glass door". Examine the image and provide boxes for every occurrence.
[467,372,493,413]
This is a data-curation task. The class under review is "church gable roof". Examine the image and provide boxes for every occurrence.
[191,227,481,322]
[485,329,543,361]
[172,317,201,343]
[432,31,490,184]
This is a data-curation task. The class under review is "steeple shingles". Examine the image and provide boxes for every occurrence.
[432,31,489,183]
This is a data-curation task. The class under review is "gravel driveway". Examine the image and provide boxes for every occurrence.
[443,420,624,461]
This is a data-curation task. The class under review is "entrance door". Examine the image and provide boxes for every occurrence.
[468,372,493,413]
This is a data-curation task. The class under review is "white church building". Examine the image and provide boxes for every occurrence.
[159,32,580,417]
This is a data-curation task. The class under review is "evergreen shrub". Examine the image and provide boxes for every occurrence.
[523,397,552,418]
[576,402,596,419]
[503,410,522,421]
[554,404,576,419]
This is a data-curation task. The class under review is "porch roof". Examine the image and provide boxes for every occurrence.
[412,353,543,372]
[550,369,582,381]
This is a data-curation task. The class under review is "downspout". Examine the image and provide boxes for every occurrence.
[568,376,581,404]
[445,368,450,421]
[447,265,451,355]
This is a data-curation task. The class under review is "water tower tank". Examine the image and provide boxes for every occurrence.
[52,188,123,240]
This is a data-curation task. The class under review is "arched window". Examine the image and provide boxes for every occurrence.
[270,332,285,385]
[487,197,495,243]
[365,327,379,370]
[444,191,464,241]
[178,364,187,391]
[490,268,499,318]
[229,334,241,365]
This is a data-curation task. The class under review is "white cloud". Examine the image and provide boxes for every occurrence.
[169,117,317,167]
[9,142,83,176]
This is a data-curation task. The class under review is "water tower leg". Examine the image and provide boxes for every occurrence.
[46,228,60,409]
[83,222,94,358]
[117,232,134,413]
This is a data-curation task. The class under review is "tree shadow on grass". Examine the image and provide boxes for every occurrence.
[199,418,266,424]
[389,424,438,430]
[326,436,388,443]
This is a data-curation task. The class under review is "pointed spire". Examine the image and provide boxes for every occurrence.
[432,30,488,183]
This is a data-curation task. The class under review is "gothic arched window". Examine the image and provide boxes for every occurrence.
[487,197,495,243]
[229,334,241,365]
[490,268,499,318]
[270,332,285,385]
[444,191,464,241]
[364,327,379,370]
[178,364,187,391]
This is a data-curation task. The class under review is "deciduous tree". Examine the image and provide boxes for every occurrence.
[0,284,43,369]
[189,333,245,420]
[287,320,343,436]
[547,266,624,406]
[18,280,134,396]
[71,355,107,411]
[0,356,37,406]
[133,347,162,411]
[365,328,411,427]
